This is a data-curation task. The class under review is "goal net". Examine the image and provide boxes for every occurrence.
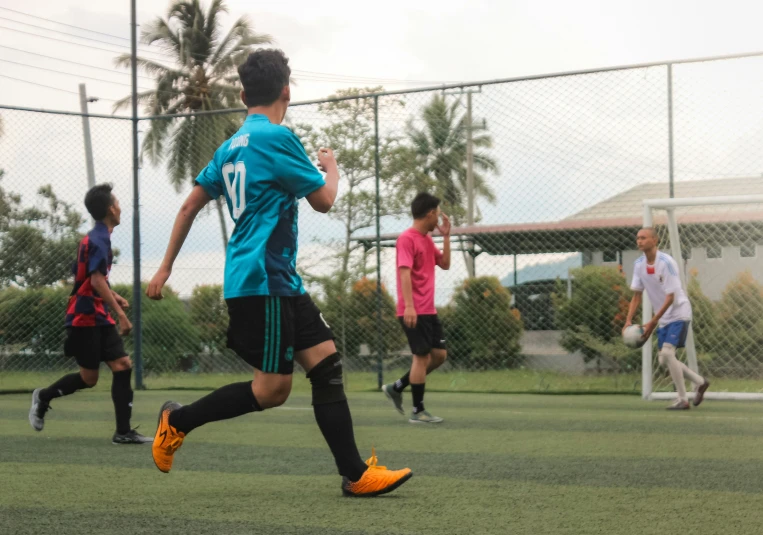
[642,194,763,401]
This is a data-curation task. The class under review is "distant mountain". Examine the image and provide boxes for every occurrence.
[502,254,582,287]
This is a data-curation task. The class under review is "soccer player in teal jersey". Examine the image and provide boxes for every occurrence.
[146,49,412,497]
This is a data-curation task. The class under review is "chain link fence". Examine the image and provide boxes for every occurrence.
[1,54,762,393]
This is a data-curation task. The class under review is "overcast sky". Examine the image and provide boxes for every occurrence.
[0,0,761,113]
[1,0,762,299]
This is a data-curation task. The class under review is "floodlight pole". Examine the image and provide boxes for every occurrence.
[374,96,384,390]
[667,64,674,199]
[78,84,96,189]
[444,87,484,278]
[131,0,144,389]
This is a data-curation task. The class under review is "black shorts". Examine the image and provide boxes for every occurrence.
[64,326,128,370]
[399,314,446,356]
[226,294,334,375]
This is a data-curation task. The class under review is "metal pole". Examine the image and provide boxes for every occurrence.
[513,254,518,287]
[641,204,654,399]
[374,96,384,390]
[130,0,143,390]
[78,84,96,189]
[465,91,475,278]
[667,64,674,199]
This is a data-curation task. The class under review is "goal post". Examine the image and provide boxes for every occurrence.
[642,195,763,401]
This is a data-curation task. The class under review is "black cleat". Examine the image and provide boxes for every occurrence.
[112,428,152,444]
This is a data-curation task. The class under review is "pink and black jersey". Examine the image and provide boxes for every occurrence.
[65,221,116,327]
[395,227,443,317]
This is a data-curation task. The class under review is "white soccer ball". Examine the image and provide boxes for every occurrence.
[623,325,646,348]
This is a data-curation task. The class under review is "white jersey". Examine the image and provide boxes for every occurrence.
[630,251,692,326]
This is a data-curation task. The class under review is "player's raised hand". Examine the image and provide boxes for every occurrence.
[437,213,451,236]
[317,148,337,173]
[147,268,171,300]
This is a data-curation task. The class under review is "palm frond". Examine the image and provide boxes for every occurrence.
[205,0,228,44]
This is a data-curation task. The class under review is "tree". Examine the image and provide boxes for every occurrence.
[297,88,406,289]
[404,95,497,224]
[296,88,409,350]
[114,0,272,248]
[0,180,85,288]
[553,266,638,369]
[442,276,523,368]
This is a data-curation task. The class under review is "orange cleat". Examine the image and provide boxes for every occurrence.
[342,448,413,497]
[152,401,185,473]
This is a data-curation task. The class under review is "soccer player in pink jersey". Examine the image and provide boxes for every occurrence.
[383,193,451,424]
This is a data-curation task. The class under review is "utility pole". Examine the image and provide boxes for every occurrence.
[79,83,97,189]
[444,87,484,277]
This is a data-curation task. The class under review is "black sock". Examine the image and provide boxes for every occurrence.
[169,382,262,435]
[39,373,90,403]
[393,371,410,393]
[313,400,368,482]
[111,369,133,435]
[411,383,425,413]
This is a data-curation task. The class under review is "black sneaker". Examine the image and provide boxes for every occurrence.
[112,428,152,444]
[693,381,711,407]
[29,388,50,432]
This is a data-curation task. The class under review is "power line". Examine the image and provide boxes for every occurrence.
[0,5,133,42]
[0,44,155,81]
[293,72,453,85]
[292,70,455,85]
[0,57,181,96]
[0,25,173,61]
[0,16,171,60]
[0,72,116,101]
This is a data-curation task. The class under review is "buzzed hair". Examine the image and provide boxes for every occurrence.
[640,227,658,238]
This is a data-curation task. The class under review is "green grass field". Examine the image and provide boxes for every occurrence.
[3,388,763,534]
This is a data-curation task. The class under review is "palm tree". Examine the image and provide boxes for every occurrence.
[114,0,272,247]
[406,95,497,225]
[405,95,498,276]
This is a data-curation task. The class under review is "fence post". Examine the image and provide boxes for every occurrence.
[374,95,384,390]
[667,63,674,199]
[130,0,143,389]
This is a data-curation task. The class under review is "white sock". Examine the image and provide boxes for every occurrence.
[659,344,687,402]
[677,360,704,388]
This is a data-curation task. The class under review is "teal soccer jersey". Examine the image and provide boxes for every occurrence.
[195,114,325,298]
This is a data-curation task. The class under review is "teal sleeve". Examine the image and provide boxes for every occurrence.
[275,131,326,199]
[194,158,224,199]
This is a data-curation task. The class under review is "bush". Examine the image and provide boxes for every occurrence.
[553,266,640,369]
[319,277,405,363]
[713,271,763,372]
[686,269,719,365]
[0,285,71,358]
[189,285,228,351]
[112,284,201,373]
[442,276,523,369]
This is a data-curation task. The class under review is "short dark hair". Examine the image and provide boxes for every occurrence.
[238,49,291,107]
[85,184,114,220]
[411,192,441,219]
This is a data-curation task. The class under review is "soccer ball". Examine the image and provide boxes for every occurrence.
[623,325,646,348]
